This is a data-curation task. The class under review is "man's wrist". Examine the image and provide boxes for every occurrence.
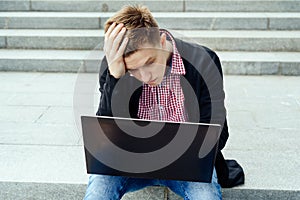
[108,69,122,79]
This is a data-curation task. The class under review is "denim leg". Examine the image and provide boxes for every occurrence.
[164,168,222,200]
[83,175,127,200]
[83,174,156,200]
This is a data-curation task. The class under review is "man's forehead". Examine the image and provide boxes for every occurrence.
[125,48,157,69]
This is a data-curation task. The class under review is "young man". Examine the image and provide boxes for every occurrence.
[84,5,243,200]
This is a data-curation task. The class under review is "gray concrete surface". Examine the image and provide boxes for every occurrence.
[6,17,100,29]
[1,0,300,12]
[1,12,300,30]
[31,0,184,12]
[0,0,30,11]
[0,182,168,200]
[0,0,300,198]
[1,1,299,79]
[176,30,300,51]
[1,29,300,51]
[0,37,5,48]
[1,182,300,200]
[0,72,299,199]
[1,50,300,75]
[185,0,300,12]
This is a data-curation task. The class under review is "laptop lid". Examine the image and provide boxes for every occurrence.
[81,115,221,182]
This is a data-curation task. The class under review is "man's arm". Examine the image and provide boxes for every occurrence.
[96,22,129,116]
[104,22,128,79]
[209,51,228,147]
[199,50,229,150]
[179,39,228,150]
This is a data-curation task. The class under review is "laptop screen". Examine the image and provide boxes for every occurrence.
[81,116,220,182]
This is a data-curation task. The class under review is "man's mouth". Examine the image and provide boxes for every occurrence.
[147,78,157,85]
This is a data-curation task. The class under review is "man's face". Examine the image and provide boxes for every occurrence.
[124,45,169,86]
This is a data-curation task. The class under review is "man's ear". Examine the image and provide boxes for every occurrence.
[160,33,167,49]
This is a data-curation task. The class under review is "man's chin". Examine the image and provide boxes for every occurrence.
[146,82,156,86]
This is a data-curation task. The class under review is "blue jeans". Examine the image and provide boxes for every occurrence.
[83,168,222,200]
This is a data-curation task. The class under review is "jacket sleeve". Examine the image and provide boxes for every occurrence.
[178,39,244,187]
[201,48,244,187]
[201,50,228,150]
[96,56,119,116]
[182,42,229,150]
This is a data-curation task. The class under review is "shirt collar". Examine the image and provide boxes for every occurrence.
[159,29,186,76]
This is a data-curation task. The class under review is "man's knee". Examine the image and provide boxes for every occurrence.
[185,182,222,200]
[84,175,127,200]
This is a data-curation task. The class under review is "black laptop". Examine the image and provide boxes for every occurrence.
[81,115,221,183]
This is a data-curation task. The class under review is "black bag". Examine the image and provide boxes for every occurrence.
[215,151,245,188]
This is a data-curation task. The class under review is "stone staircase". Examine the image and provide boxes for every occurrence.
[0,0,300,75]
[1,1,300,200]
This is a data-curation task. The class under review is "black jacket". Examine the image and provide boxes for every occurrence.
[96,37,244,188]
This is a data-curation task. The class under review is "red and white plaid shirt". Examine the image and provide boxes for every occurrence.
[137,30,188,122]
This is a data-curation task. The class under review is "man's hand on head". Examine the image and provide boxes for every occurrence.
[104,22,129,79]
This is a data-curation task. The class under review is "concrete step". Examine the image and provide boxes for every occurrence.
[0,29,300,51]
[0,182,299,200]
[0,73,299,199]
[1,0,300,12]
[1,12,300,30]
[0,49,105,72]
[0,49,299,75]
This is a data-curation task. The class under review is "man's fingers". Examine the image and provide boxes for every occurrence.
[109,23,124,40]
[104,23,124,54]
[117,37,129,56]
[111,27,126,52]
[110,36,128,66]
[105,22,116,41]
[104,22,119,52]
